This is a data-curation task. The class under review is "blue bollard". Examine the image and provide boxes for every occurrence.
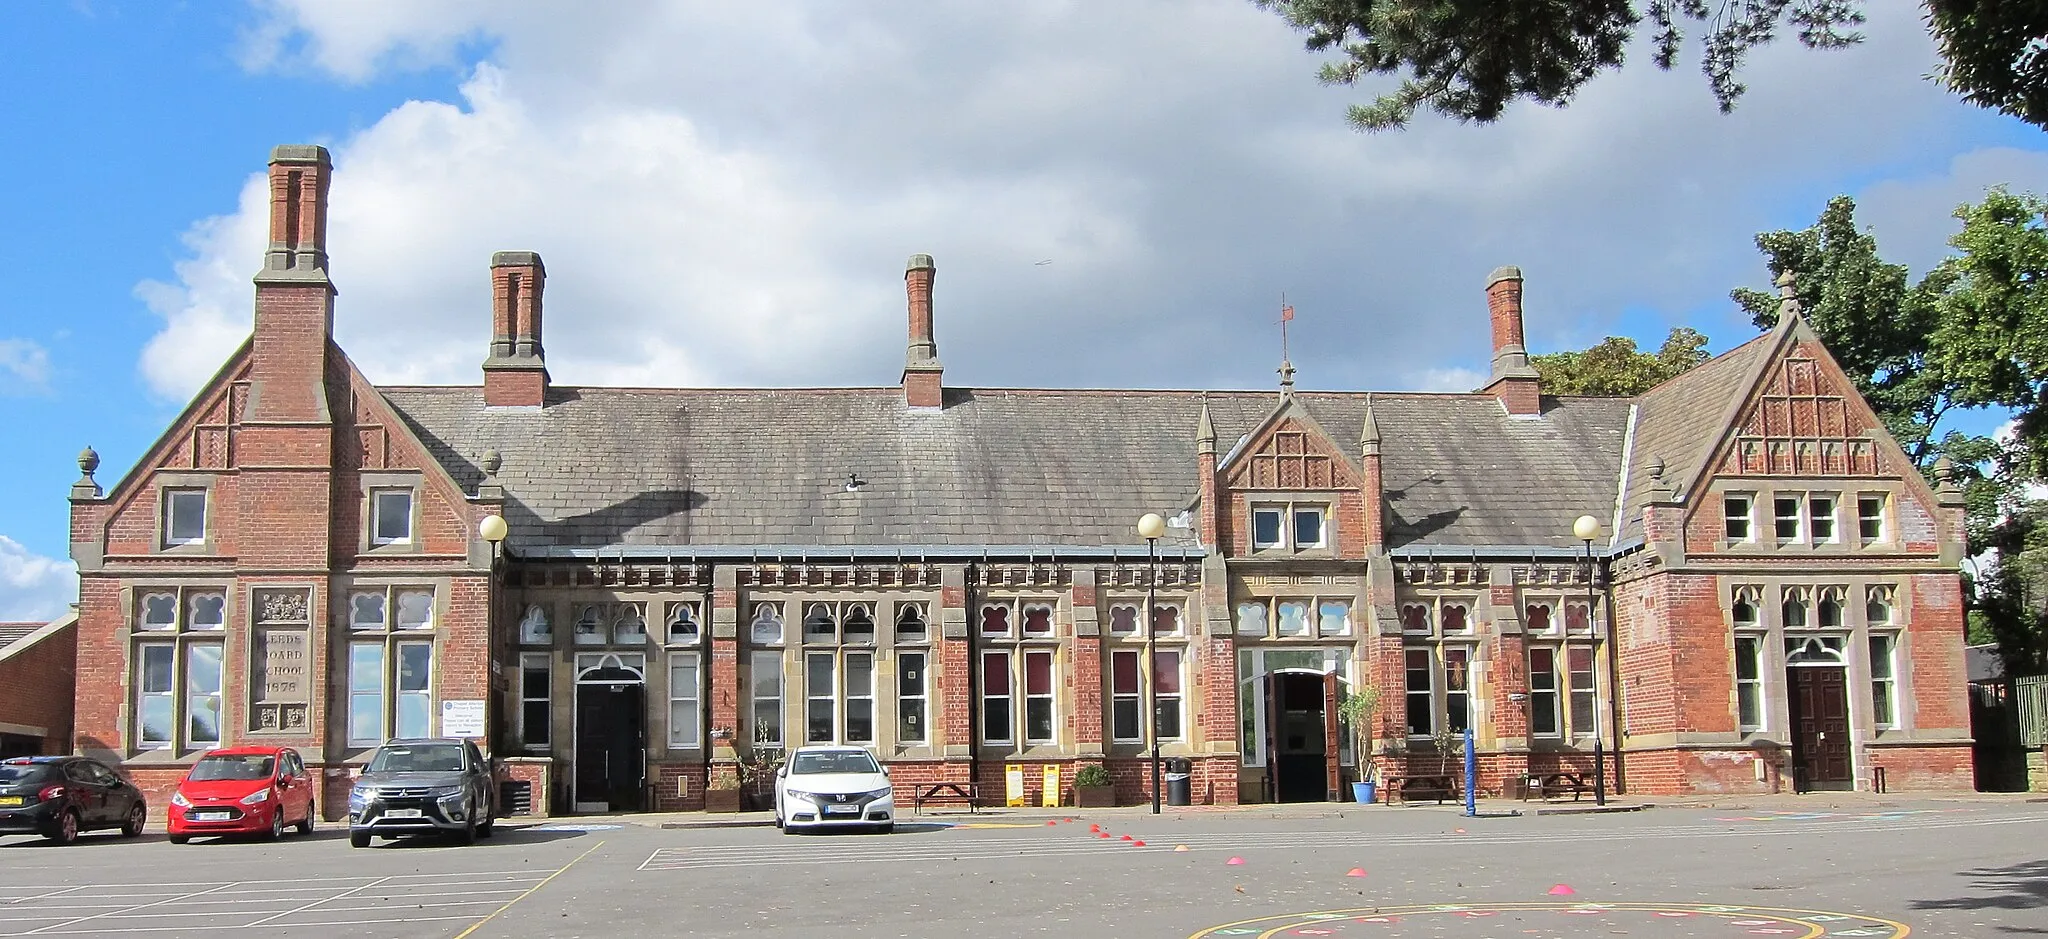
[1463,727,1477,817]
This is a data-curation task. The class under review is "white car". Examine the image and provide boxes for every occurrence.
[773,746,896,834]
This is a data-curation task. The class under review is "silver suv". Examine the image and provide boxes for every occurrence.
[347,738,497,848]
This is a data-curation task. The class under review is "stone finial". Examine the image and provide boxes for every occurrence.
[1278,360,1296,395]
[72,445,102,500]
[78,446,99,479]
[1932,454,1958,490]
[1360,395,1381,455]
[1775,270,1803,320]
[480,448,503,478]
[1196,400,1216,454]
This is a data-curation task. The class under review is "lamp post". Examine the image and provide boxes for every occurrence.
[479,514,509,569]
[1571,514,1607,806]
[1137,512,1167,814]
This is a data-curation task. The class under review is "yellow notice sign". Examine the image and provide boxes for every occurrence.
[1042,765,1061,807]
[1006,765,1026,807]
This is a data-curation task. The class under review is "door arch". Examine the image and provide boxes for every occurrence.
[573,653,646,813]
[1785,637,1852,791]
[1244,665,1354,804]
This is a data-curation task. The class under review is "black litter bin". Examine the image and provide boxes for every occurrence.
[1165,757,1193,806]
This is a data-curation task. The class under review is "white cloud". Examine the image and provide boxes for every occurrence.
[132,1,2044,404]
[0,535,74,622]
[1858,148,2048,277]
[1408,367,1488,394]
[0,339,51,394]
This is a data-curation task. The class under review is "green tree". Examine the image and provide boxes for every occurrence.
[1255,1,2048,132]
[1532,326,1709,396]
[1930,188,2048,478]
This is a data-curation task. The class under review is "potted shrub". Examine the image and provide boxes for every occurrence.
[704,763,743,813]
[1073,764,1115,808]
[1337,683,1382,804]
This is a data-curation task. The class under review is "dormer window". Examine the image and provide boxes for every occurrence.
[1249,503,1332,553]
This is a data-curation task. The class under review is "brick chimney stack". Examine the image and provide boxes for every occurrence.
[903,253,944,408]
[1479,265,1542,416]
[483,251,550,408]
[249,145,336,424]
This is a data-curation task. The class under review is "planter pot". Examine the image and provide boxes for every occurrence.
[1075,785,1116,808]
[704,787,743,813]
[1352,781,1377,805]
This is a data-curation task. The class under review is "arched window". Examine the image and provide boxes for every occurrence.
[573,604,605,645]
[843,604,876,645]
[519,605,552,644]
[1816,587,1845,630]
[804,603,837,644]
[1866,585,1895,627]
[750,603,784,645]
[1781,588,1810,629]
[1785,636,1845,665]
[666,603,700,645]
[893,603,927,642]
[614,604,647,645]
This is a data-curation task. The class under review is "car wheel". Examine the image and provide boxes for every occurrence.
[46,810,79,845]
[168,835,190,845]
[266,810,284,841]
[122,804,146,838]
[453,818,476,846]
[294,811,314,836]
[349,830,372,848]
[477,810,495,839]
[876,823,895,835]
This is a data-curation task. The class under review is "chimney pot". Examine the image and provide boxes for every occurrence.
[903,253,943,408]
[1481,264,1541,415]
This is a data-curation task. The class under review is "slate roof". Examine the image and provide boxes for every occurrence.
[0,623,41,647]
[382,384,1635,555]
[1617,331,1777,542]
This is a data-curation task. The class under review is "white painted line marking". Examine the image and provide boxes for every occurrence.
[0,889,78,908]
[15,881,241,937]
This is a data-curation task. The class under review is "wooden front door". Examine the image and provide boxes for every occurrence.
[1788,666,1852,790]
[1322,673,1342,802]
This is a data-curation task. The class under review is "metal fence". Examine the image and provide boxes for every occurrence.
[2019,675,2048,747]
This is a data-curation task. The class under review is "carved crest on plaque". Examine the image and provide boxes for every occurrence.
[256,589,310,624]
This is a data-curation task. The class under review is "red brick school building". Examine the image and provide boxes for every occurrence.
[58,145,1972,817]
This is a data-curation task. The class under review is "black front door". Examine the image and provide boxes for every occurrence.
[1274,674,1330,803]
[575,683,646,811]
[1788,667,1852,791]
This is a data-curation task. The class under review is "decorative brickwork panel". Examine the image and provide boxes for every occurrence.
[1225,419,1358,492]
[1718,349,1888,478]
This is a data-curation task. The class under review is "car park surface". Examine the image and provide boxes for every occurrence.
[0,797,2041,937]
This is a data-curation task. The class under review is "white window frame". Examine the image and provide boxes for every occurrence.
[1153,648,1185,741]
[666,601,701,646]
[136,643,176,749]
[1251,502,1333,552]
[1404,647,1435,738]
[897,650,928,744]
[347,638,434,746]
[1869,633,1899,730]
[370,488,415,546]
[1021,602,1057,638]
[749,602,786,645]
[1527,646,1561,738]
[1291,506,1326,549]
[1857,493,1888,542]
[1808,494,1839,544]
[1773,494,1804,542]
[132,586,229,752]
[1566,644,1597,740]
[1441,646,1471,734]
[519,604,552,645]
[1110,649,1144,743]
[1276,600,1312,637]
[162,488,208,548]
[1723,492,1755,542]
[980,649,1013,745]
[1251,507,1284,549]
[1315,599,1351,637]
[1234,601,1268,637]
[804,651,838,745]
[667,653,700,749]
[750,649,784,746]
[1734,635,1765,734]
[521,652,552,749]
[1022,649,1057,745]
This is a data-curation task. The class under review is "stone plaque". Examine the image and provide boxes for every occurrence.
[252,629,310,733]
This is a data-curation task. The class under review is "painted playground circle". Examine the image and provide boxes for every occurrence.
[1188,902,1910,938]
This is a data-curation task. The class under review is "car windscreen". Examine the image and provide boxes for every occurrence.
[366,745,465,775]
[789,751,880,775]
[0,764,56,786]
[188,755,275,782]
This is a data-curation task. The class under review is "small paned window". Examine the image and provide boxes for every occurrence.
[371,490,414,545]
[137,644,175,746]
[522,654,551,748]
[1730,586,1762,628]
[1443,647,1470,733]
[1567,646,1596,738]
[1528,647,1559,737]
[844,652,875,743]
[164,489,207,547]
[1110,650,1143,742]
[1723,493,1754,542]
[804,604,837,644]
[1774,496,1803,541]
[1154,649,1184,740]
[1858,494,1887,542]
[1405,649,1434,737]
[805,652,835,744]
[1866,585,1895,627]
[1023,650,1055,744]
[1781,589,1810,629]
[897,651,928,743]
[667,655,699,748]
[1735,637,1763,733]
[843,605,876,645]
[1235,602,1268,637]
[981,651,1013,744]
[1870,634,1897,729]
[750,650,784,745]
[1277,601,1311,637]
[1809,496,1837,543]
[1251,509,1284,549]
[1816,587,1845,629]
[893,603,928,643]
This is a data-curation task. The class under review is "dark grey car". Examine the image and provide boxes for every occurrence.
[347,738,497,848]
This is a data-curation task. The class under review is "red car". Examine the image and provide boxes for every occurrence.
[167,746,317,843]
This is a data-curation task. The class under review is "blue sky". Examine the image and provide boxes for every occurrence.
[1,1,2042,620]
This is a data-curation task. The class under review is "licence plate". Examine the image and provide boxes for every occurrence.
[824,804,860,815]
[193,811,232,821]
[385,808,423,819]
[0,797,22,808]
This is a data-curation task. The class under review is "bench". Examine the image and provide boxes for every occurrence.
[1521,771,1596,802]
[912,782,980,814]
[1384,774,1458,804]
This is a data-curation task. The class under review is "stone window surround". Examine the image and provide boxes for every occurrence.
[355,471,423,556]
[519,652,551,751]
[1719,578,1908,634]
[336,576,450,755]
[801,647,880,747]
[1716,577,1916,741]
[1104,594,1192,638]
[978,646,1063,754]
[739,591,946,760]
[1246,496,1336,557]
[1398,592,1481,640]
[1519,595,1597,639]
[121,581,235,760]
[1523,640,1599,741]
[153,473,218,556]
[1703,479,1903,554]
